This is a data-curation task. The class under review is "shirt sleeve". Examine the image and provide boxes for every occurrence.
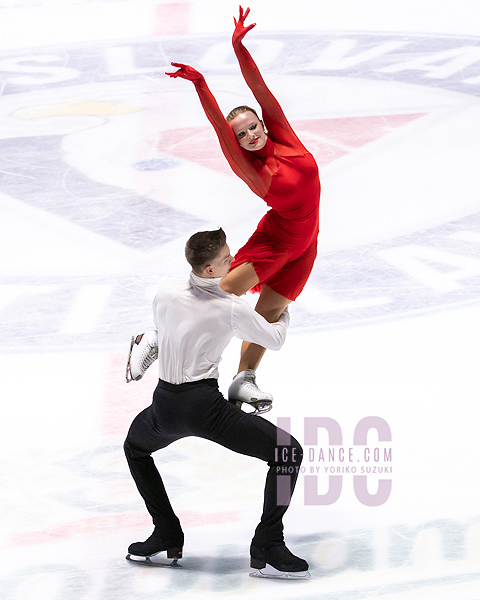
[230,297,290,350]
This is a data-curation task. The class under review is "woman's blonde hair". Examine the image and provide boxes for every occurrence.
[226,105,261,123]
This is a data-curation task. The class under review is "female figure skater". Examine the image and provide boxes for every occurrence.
[167,6,320,408]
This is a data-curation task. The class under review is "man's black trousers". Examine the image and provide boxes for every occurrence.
[124,378,303,549]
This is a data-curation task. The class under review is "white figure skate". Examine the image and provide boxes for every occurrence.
[228,369,273,415]
[125,330,158,382]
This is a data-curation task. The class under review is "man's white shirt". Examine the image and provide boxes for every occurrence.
[152,272,289,384]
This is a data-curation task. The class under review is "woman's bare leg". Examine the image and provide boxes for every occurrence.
[220,264,291,372]
[238,285,291,373]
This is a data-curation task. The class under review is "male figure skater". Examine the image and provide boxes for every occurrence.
[124,228,309,578]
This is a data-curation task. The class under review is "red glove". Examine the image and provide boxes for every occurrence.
[232,6,256,46]
[165,62,205,85]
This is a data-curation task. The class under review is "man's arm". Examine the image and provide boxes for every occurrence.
[231,298,290,350]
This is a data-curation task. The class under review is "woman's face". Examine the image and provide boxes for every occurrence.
[228,111,267,151]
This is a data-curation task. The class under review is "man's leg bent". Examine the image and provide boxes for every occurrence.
[205,399,303,549]
[124,404,183,542]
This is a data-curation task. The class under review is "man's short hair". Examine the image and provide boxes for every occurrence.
[185,228,227,274]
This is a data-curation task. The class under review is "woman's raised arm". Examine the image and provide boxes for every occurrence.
[232,7,302,147]
[166,63,269,198]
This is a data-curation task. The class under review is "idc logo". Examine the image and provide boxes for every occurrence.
[276,416,393,507]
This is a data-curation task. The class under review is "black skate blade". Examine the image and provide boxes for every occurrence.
[126,554,182,568]
[249,564,310,579]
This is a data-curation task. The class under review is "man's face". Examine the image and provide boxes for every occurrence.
[207,244,233,278]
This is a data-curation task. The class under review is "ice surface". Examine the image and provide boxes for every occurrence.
[1,1,479,599]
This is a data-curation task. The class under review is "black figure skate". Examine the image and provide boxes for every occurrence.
[126,530,183,568]
[249,543,310,579]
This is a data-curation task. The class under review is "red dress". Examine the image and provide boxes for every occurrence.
[193,44,320,301]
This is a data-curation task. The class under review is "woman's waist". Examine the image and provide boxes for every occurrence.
[259,209,319,243]
[264,185,320,218]
[265,204,319,225]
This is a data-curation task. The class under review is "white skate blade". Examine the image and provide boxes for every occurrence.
[126,554,182,568]
[249,564,311,579]
[236,400,272,415]
[125,336,136,383]
[125,331,158,383]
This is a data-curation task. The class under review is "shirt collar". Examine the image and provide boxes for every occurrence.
[189,271,223,290]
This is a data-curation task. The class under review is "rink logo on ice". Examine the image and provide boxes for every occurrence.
[1,31,479,345]
[1,32,480,95]
[277,416,392,506]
